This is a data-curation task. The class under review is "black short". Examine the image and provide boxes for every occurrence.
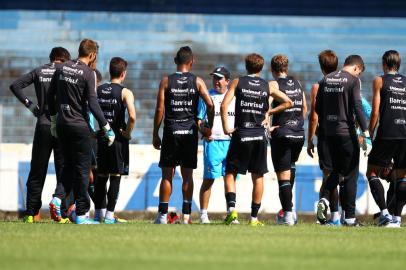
[270,137,304,172]
[368,139,406,169]
[159,126,198,169]
[225,132,268,175]
[97,138,129,175]
[317,135,332,171]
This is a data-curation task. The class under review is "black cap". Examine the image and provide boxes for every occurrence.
[210,66,230,79]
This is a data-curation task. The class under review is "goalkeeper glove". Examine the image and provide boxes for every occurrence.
[102,123,115,146]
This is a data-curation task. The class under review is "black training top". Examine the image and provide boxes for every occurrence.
[164,72,199,132]
[97,82,127,141]
[48,59,107,128]
[10,62,62,125]
[234,75,269,136]
[271,76,304,140]
[376,73,406,140]
[315,70,367,136]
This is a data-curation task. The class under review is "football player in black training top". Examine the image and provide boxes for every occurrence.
[307,50,342,226]
[269,54,307,226]
[315,55,369,226]
[367,50,406,228]
[48,39,114,224]
[10,47,71,223]
[221,53,293,226]
[153,46,214,224]
[94,57,136,224]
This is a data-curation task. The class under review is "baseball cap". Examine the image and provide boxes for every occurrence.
[210,66,230,79]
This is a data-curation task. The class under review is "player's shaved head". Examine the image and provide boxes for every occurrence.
[174,46,194,65]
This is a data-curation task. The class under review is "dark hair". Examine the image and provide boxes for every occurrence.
[245,53,264,74]
[78,39,99,57]
[270,54,289,74]
[109,57,128,79]
[344,55,365,72]
[318,50,338,74]
[49,47,71,62]
[382,50,401,71]
[174,46,193,65]
[95,69,102,84]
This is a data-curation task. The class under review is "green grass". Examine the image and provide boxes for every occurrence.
[1,220,405,270]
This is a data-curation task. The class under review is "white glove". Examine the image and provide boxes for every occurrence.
[361,130,370,156]
[50,114,58,138]
[102,123,115,147]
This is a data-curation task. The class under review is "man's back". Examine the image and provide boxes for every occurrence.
[55,59,96,127]
[317,70,367,136]
[377,73,406,139]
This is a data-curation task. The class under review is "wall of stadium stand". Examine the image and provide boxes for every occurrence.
[1,10,406,143]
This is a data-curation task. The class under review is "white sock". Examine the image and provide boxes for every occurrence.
[394,216,401,223]
[77,214,86,219]
[285,211,293,219]
[331,211,340,221]
[381,209,389,216]
[85,211,90,218]
[95,208,107,220]
[250,216,258,221]
[105,211,115,220]
[228,207,235,213]
[344,218,356,224]
[200,209,208,216]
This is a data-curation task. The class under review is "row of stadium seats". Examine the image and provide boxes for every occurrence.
[1,10,406,143]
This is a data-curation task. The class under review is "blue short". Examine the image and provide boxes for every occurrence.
[203,140,231,179]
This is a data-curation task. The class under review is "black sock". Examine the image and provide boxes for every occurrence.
[225,192,236,210]
[387,181,395,215]
[107,175,121,212]
[368,176,387,211]
[278,181,292,212]
[251,202,261,218]
[394,178,406,216]
[339,181,346,212]
[88,183,95,203]
[182,200,192,215]
[330,187,339,212]
[158,202,169,214]
[94,175,108,209]
[290,164,296,188]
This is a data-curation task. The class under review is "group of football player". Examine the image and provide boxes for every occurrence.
[11,38,405,227]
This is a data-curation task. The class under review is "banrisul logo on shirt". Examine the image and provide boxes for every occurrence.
[393,76,403,83]
[248,79,261,86]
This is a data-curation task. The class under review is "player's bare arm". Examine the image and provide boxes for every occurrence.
[120,88,136,140]
[152,76,168,150]
[221,78,238,135]
[307,83,319,157]
[267,80,293,115]
[197,77,214,128]
[369,76,382,136]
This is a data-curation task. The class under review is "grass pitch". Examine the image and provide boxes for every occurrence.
[0,220,405,270]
